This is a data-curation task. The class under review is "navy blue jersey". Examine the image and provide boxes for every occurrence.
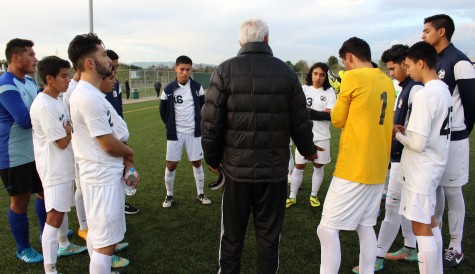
[105,79,123,118]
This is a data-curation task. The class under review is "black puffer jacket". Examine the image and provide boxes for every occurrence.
[201,42,316,183]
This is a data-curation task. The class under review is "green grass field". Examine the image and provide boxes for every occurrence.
[0,99,474,273]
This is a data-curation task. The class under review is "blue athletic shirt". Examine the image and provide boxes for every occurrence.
[0,72,38,169]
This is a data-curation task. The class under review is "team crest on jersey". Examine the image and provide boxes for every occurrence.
[438,69,446,80]
[113,90,118,97]
[320,96,326,101]
[59,114,64,121]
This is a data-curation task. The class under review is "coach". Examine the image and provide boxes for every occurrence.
[201,18,318,274]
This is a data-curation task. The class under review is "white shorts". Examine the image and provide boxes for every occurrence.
[81,179,125,249]
[295,140,330,165]
[320,177,384,230]
[166,132,203,162]
[386,162,402,207]
[439,139,469,187]
[44,181,75,213]
[399,185,435,224]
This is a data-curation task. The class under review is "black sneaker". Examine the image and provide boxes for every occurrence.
[208,167,225,190]
[124,202,139,214]
[443,247,464,268]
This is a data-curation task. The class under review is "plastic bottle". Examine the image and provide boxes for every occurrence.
[124,167,137,196]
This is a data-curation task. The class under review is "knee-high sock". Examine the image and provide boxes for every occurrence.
[193,166,205,195]
[357,225,377,274]
[432,227,443,273]
[434,186,445,226]
[377,203,401,257]
[164,168,176,196]
[401,216,417,248]
[89,251,112,274]
[317,225,341,274]
[8,209,30,252]
[42,223,59,269]
[288,148,294,177]
[383,169,390,195]
[57,214,70,248]
[417,236,439,274]
[75,187,88,231]
[311,166,324,197]
[445,186,465,252]
[35,197,47,234]
[289,168,304,199]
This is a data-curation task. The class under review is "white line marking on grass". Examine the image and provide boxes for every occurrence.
[124,106,157,114]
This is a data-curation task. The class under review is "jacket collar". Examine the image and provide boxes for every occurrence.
[237,42,273,56]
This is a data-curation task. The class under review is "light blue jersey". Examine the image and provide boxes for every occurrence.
[0,72,38,169]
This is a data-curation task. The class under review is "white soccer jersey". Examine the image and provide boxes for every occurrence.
[70,80,123,186]
[63,79,78,113]
[160,79,205,134]
[30,92,75,187]
[302,85,336,141]
[398,80,452,195]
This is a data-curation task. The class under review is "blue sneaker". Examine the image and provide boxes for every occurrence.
[115,242,129,252]
[57,243,87,257]
[112,255,129,268]
[16,247,43,263]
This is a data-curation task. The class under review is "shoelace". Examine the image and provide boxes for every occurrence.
[444,249,456,260]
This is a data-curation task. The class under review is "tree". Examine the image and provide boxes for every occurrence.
[328,56,339,70]
[285,61,294,70]
[293,59,309,73]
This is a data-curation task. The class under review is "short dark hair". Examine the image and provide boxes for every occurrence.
[338,37,371,62]
[5,38,34,64]
[381,44,409,64]
[305,62,331,90]
[424,14,455,41]
[176,55,192,66]
[37,56,71,84]
[406,42,437,69]
[106,49,119,60]
[68,33,104,71]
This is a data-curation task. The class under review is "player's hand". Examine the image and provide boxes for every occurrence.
[305,145,325,162]
[393,124,406,137]
[323,108,332,113]
[208,166,220,175]
[124,160,140,188]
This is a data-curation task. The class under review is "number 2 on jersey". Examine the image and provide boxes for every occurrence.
[379,91,387,125]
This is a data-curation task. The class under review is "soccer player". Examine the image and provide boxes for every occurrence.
[317,37,395,274]
[359,45,422,272]
[104,49,139,215]
[422,14,475,268]
[31,56,87,274]
[159,55,210,208]
[395,41,452,274]
[0,38,45,263]
[287,62,336,208]
[68,33,139,274]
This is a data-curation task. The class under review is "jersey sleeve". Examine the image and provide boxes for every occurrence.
[80,95,113,138]
[406,92,431,137]
[40,104,67,143]
[326,88,337,109]
[454,60,475,134]
[0,89,32,129]
[331,73,356,128]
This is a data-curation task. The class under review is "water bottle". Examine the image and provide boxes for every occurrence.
[124,167,137,196]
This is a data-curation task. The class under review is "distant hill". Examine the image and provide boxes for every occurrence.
[129,61,216,69]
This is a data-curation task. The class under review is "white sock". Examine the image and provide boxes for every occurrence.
[434,186,445,226]
[376,203,401,257]
[445,186,465,253]
[42,223,59,266]
[57,213,70,248]
[289,168,304,199]
[401,216,417,248]
[311,166,324,197]
[357,225,377,274]
[193,166,205,195]
[317,225,341,274]
[432,226,443,273]
[288,147,294,176]
[417,236,439,274]
[89,251,112,274]
[164,168,176,196]
[75,187,88,231]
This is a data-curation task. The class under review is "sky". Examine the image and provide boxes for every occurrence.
[1,0,474,67]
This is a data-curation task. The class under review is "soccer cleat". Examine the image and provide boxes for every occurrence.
[310,195,320,207]
[78,228,88,241]
[197,194,212,205]
[208,167,225,190]
[57,243,87,257]
[443,247,464,268]
[286,198,296,208]
[115,242,129,252]
[385,246,418,261]
[112,255,130,268]
[124,202,139,214]
[16,247,43,263]
[351,258,384,273]
[162,195,173,208]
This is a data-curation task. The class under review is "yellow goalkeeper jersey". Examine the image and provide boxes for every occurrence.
[331,68,395,184]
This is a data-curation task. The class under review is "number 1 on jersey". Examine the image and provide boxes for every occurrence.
[379,91,387,125]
